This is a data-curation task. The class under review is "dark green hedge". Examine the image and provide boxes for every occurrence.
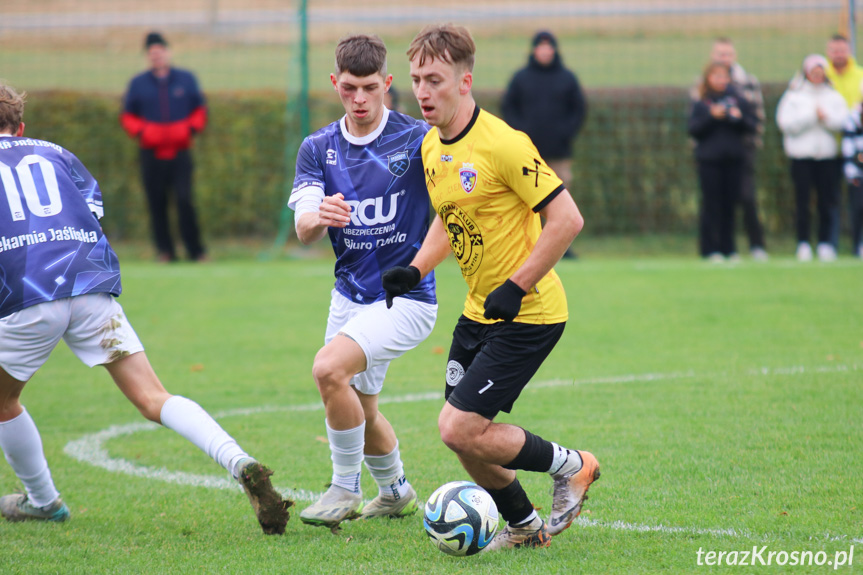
[25,85,796,242]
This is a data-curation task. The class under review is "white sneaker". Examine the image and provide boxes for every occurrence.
[750,247,768,261]
[858,245,863,259]
[796,242,813,262]
[299,484,363,527]
[727,253,741,263]
[817,243,837,262]
[706,253,725,263]
[360,485,419,519]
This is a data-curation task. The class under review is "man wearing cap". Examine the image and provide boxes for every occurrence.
[502,31,586,259]
[121,31,208,262]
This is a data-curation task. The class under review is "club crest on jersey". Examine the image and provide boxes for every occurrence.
[459,163,478,193]
[387,151,410,177]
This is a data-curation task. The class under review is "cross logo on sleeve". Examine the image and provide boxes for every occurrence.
[522,158,551,187]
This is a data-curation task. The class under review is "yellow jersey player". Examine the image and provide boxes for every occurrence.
[382,24,600,551]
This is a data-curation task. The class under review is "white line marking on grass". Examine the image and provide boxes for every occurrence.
[63,364,862,540]
[574,517,751,539]
[574,519,863,545]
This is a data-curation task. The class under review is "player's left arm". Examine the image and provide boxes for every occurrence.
[509,191,583,292]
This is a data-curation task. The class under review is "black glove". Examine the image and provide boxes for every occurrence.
[382,265,421,309]
[483,279,527,322]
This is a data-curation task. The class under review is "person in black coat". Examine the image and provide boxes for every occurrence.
[688,61,758,260]
[503,30,586,259]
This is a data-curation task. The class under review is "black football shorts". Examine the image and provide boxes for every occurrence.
[444,315,566,419]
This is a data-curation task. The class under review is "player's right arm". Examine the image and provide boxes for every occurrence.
[295,193,351,245]
[290,137,351,244]
[382,216,451,308]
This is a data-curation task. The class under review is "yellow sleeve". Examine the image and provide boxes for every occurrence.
[494,130,565,211]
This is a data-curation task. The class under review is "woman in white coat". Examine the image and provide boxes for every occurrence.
[776,54,848,261]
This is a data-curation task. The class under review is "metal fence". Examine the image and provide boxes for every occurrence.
[0,1,859,251]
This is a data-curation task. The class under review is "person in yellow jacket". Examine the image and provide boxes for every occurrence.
[825,34,863,252]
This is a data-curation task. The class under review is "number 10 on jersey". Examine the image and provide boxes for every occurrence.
[1,155,63,221]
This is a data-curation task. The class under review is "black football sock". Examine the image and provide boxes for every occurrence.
[502,428,554,472]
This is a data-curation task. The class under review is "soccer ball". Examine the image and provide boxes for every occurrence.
[423,481,499,556]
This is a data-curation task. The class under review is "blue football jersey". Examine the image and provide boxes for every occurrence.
[290,109,436,305]
[0,136,121,319]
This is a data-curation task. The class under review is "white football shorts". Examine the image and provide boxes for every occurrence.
[325,289,437,396]
[0,293,144,382]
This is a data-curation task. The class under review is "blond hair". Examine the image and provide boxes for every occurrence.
[407,24,475,71]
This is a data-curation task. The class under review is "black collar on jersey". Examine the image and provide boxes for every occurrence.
[440,105,480,146]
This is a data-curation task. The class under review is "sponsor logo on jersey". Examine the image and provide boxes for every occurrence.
[439,201,483,276]
[387,151,410,177]
[459,163,478,193]
[345,190,404,226]
[326,149,337,166]
[440,154,453,162]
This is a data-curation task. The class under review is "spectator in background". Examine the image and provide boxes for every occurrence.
[826,34,863,253]
[691,37,768,260]
[121,31,207,263]
[688,62,757,261]
[776,54,848,261]
[503,30,586,259]
[839,81,863,259]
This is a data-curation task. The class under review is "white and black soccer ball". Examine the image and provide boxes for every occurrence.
[423,481,499,556]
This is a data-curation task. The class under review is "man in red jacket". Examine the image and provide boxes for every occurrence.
[121,31,207,262]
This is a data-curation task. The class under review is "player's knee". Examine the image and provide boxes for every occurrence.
[312,354,349,394]
[438,413,471,455]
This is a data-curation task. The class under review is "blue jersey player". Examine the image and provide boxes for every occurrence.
[0,83,291,534]
[289,35,437,527]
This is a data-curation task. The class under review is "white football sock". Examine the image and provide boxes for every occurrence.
[327,420,365,494]
[364,442,411,499]
[0,407,60,507]
[512,509,539,528]
[548,443,583,477]
[160,396,249,479]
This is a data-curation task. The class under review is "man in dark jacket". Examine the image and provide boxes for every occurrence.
[121,31,207,262]
[503,31,586,259]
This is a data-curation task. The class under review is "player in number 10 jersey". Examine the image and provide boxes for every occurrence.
[0,83,291,533]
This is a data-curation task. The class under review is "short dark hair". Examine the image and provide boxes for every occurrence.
[407,24,476,71]
[830,33,849,44]
[145,31,168,49]
[0,81,26,134]
[713,36,733,46]
[335,35,387,77]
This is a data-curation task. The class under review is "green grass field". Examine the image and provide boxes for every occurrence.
[1,254,861,573]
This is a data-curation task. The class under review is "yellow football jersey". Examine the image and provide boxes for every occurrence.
[422,107,568,324]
